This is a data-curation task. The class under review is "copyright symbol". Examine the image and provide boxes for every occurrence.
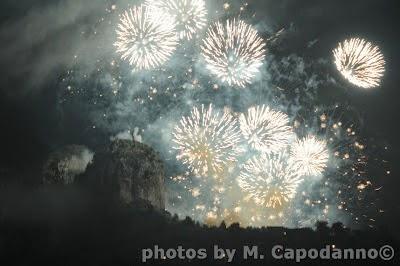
[379,245,394,261]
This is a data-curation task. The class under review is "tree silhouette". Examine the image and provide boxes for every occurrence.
[331,222,346,237]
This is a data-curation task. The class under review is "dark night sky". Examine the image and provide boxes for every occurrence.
[0,0,399,236]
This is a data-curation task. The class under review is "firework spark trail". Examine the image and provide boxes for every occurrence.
[145,0,207,40]
[238,153,304,208]
[239,105,293,153]
[290,135,329,177]
[201,19,266,87]
[333,38,385,88]
[172,104,242,177]
[114,5,178,70]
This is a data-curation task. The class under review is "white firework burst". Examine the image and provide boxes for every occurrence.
[238,153,303,208]
[290,135,329,177]
[333,38,385,88]
[173,104,242,177]
[239,105,293,153]
[114,5,178,70]
[145,0,207,40]
[201,19,267,87]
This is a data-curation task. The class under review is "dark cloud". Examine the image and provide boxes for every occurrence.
[0,0,118,95]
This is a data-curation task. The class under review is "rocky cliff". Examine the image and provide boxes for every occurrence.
[83,140,165,210]
[43,145,94,185]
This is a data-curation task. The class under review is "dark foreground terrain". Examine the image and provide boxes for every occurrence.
[0,186,398,266]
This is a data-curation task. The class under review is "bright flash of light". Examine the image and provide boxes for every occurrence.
[290,135,330,177]
[333,38,385,88]
[145,0,207,40]
[201,19,267,87]
[114,5,178,70]
[238,153,303,208]
[173,104,242,177]
[239,105,293,153]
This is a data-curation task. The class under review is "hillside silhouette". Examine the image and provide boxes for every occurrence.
[0,185,397,266]
[0,140,398,265]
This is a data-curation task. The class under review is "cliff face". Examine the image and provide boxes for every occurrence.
[84,140,165,210]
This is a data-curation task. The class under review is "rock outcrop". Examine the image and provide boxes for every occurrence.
[84,140,165,210]
[43,145,94,185]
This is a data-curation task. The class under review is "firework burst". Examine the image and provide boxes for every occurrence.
[238,153,303,208]
[172,105,242,177]
[290,135,330,177]
[201,19,266,87]
[288,105,384,227]
[239,105,293,153]
[145,0,207,40]
[333,38,385,88]
[114,5,178,70]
